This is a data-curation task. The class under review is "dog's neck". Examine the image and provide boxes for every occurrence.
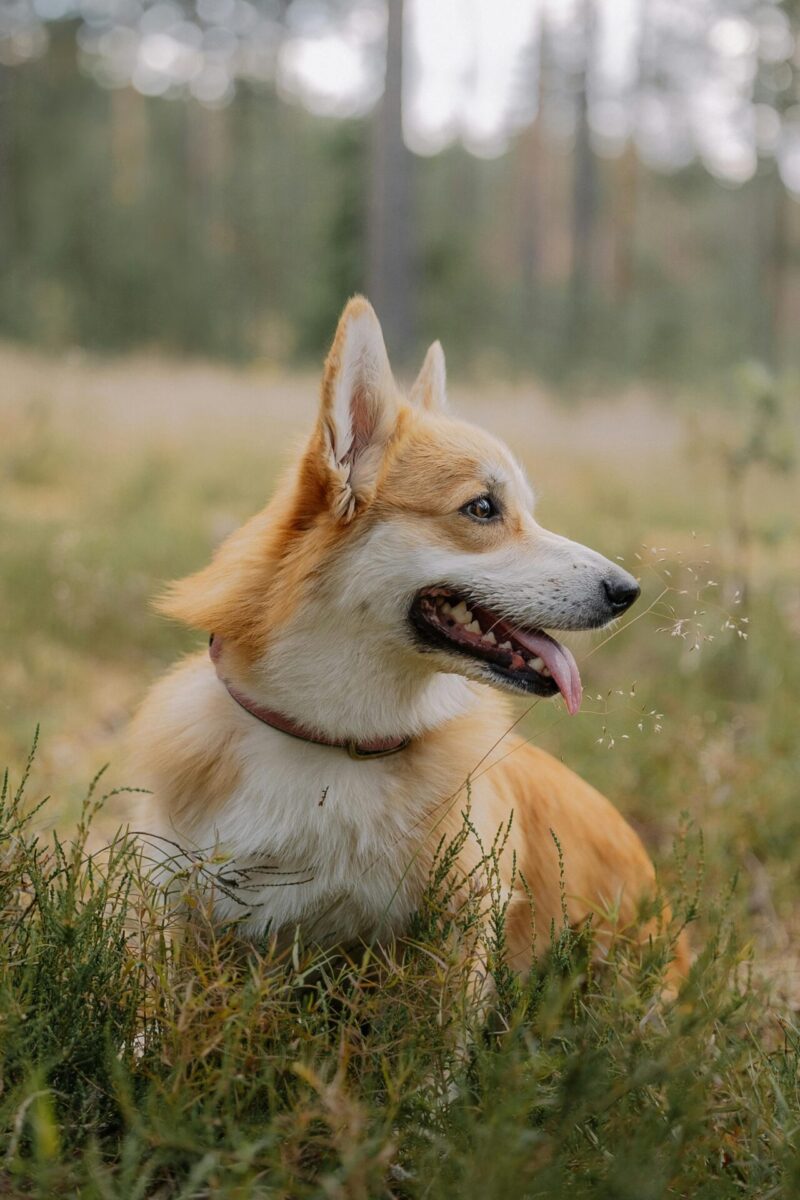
[215,624,477,745]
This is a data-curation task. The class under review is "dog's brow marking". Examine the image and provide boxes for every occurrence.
[485,458,534,511]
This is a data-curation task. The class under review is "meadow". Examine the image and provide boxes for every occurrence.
[1,343,798,1197]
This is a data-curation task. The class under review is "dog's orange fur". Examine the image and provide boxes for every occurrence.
[133,296,689,979]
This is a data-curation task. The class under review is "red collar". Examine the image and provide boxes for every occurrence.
[209,635,410,760]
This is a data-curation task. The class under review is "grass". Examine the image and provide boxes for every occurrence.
[0,343,799,1195]
[0,742,797,1198]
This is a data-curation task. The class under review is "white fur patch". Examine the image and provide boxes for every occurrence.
[138,662,481,943]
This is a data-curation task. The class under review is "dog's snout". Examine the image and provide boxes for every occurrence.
[602,573,641,615]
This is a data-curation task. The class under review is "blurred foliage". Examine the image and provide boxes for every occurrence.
[1,20,799,379]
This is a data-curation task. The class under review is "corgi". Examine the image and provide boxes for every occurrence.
[131,296,688,979]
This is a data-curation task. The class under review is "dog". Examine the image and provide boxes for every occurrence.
[131,296,688,980]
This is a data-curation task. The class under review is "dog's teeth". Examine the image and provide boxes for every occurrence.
[441,601,452,615]
[499,641,512,651]
[484,631,496,645]
[528,656,545,672]
[451,601,470,624]
[466,620,481,634]
[541,666,551,677]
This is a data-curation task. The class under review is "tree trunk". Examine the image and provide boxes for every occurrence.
[366,0,415,364]
[566,0,598,356]
[110,86,146,206]
[516,27,549,327]
[752,165,784,371]
[0,65,9,252]
[612,142,638,306]
[764,166,788,371]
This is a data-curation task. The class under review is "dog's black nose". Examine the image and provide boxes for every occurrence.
[602,574,641,614]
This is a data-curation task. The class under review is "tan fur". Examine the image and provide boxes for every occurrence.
[134,296,688,983]
[131,653,244,825]
[410,341,447,412]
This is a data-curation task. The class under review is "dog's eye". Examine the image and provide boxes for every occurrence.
[462,495,498,521]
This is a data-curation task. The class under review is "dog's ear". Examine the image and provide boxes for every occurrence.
[317,295,399,521]
[410,340,447,412]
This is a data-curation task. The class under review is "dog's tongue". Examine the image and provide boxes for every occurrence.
[512,629,583,716]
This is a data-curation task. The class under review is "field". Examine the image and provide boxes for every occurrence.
[1,343,799,1197]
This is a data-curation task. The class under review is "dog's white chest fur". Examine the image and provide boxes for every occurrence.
[140,663,451,944]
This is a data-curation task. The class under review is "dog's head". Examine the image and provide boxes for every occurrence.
[161,298,639,737]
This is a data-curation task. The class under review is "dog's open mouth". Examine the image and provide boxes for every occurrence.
[410,587,583,714]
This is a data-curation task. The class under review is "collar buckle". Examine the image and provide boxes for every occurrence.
[346,738,411,760]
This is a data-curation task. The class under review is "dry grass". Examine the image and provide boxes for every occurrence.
[1,342,799,1196]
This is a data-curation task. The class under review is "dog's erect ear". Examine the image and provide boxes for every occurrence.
[410,340,447,412]
[318,296,399,521]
